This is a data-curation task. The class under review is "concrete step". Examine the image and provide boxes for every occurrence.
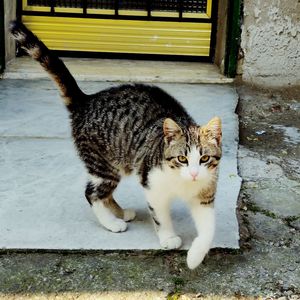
[3,57,233,84]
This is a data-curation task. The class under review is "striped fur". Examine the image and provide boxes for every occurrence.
[10,21,222,269]
[10,20,85,108]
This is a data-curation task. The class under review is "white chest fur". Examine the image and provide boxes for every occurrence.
[145,162,216,270]
[147,163,212,202]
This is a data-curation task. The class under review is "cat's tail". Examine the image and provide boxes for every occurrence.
[10,20,85,110]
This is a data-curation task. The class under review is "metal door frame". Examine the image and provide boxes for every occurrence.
[0,0,5,74]
[20,0,214,22]
[15,0,242,74]
[18,0,217,60]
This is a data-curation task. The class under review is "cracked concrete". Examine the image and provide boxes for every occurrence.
[0,83,300,299]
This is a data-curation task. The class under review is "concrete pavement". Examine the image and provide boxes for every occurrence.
[0,80,240,251]
[0,77,299,298]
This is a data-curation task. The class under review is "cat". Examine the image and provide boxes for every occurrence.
[10,20,222,270]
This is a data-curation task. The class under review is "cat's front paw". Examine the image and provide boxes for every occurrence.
[106,219,128,233]
[186,237,208,269]
[160,236,182,249]
[123,209,136,222]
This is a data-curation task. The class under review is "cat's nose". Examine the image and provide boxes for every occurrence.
[190,170,199,180]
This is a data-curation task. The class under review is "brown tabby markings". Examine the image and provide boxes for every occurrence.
[103,196,124,219]
[198,184,216,205]
[10,20,224,270]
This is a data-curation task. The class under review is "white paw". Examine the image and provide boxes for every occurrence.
[106,219,128,233]
[186,237,208,269]
[123,209,136,222]
[160,236,182,249]
[187,249,206,270]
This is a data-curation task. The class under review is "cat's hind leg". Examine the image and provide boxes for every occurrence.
[85,176,135,232]
[103,195,136,222]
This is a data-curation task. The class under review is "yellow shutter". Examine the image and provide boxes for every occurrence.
[22,0,213,57]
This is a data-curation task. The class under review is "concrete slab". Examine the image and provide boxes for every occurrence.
[3,57,234,84]
[0,80,241,250]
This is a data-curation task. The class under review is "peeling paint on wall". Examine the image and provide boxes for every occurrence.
[241,0,300,87]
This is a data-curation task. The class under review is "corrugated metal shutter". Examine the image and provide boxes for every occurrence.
[21,0,214,57]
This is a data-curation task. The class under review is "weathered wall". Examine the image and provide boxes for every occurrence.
[241,0,300,87]
[4,0,16,66]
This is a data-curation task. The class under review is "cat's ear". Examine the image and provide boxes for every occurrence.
[200,117,222,146]
[163,118,183,143]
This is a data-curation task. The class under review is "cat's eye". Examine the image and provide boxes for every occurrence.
[178,156,188,164]
[200,155,210,163]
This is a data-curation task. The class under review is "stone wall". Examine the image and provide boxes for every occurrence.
[240,0,300,87]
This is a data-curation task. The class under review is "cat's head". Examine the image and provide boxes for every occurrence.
[163,117,222,182]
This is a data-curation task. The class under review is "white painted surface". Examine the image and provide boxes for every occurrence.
[0,80,241,250]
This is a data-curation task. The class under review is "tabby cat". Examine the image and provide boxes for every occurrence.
[10,21,222,269]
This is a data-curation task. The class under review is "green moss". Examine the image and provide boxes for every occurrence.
[172,276,185,286]
[284,216,300,223]
[247,202,277,219]
[167,276,186,299]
